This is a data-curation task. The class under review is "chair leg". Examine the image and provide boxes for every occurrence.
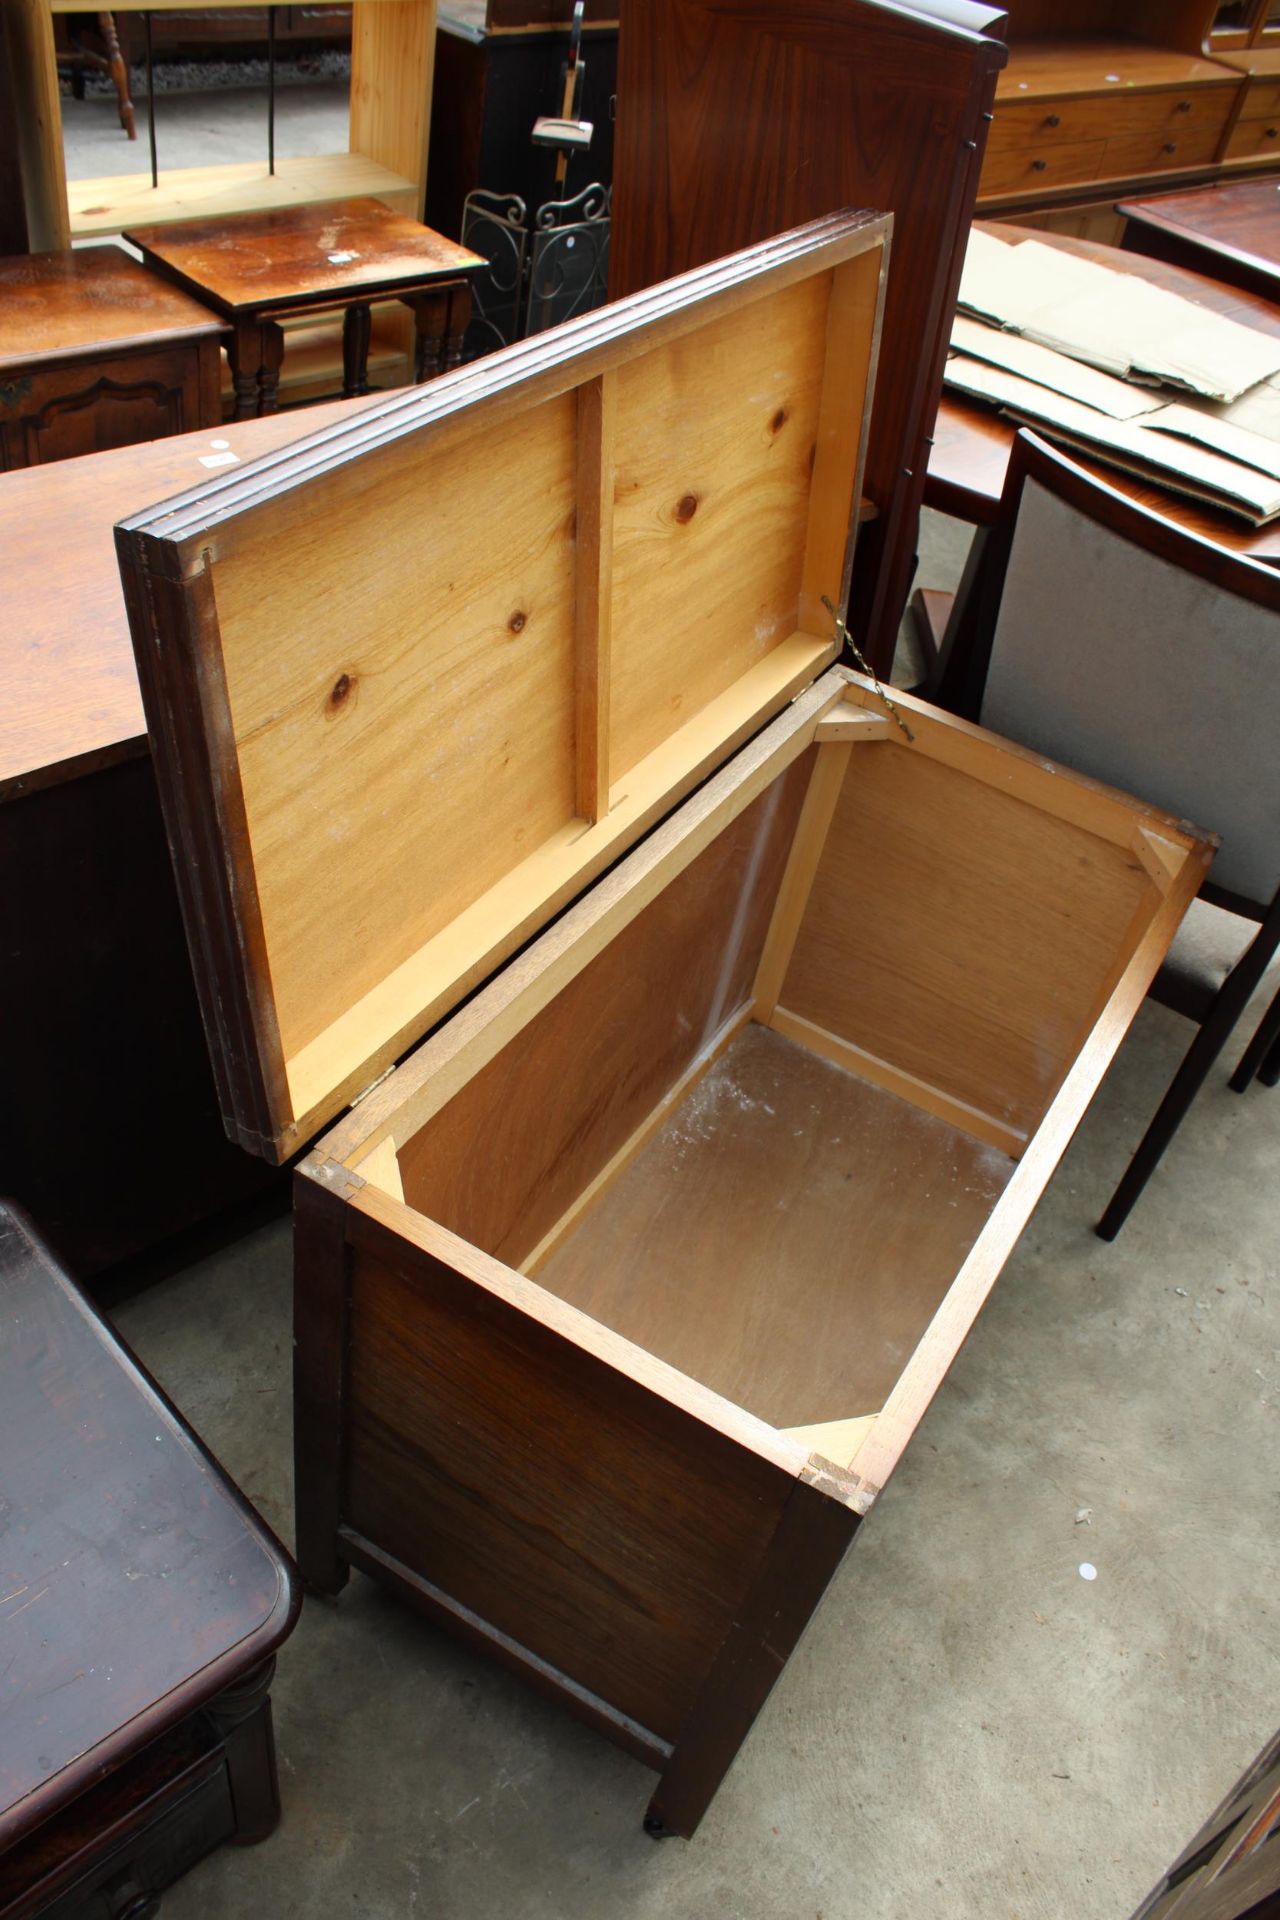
[1262,1029,1280,1090]
[1097,919,1280,1241]
[1229,979,1280,1093]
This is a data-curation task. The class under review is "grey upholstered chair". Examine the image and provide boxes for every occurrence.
[936,429,1280,1239]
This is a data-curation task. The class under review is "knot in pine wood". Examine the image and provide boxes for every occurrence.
[674,492,699,524]
[327,671,356,713]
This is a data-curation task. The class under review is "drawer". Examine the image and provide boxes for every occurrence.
[981,136,1106,196]
[1225,114,1280,160]
[1238,76,1280,120]
[1103,117,1235,177]
[987,85,1238,159]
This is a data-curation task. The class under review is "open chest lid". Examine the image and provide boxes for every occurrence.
[115,210,890,1163]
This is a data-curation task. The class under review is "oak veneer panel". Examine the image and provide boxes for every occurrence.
[341,1206,797,1743]
[781,744,1155,1140]
[610,275,830,779]
[397,754,813,1262]
[212,395,579,1063]
[534,1023,1014,1427]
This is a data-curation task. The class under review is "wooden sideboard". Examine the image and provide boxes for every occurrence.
[979,1,1280,234]
[0,246,224,468]
[0,398,380,1277]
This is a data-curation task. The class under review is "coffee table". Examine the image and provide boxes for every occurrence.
[1119,177,1280,303]
[125,199,485,418]
[0,1202,300,1915]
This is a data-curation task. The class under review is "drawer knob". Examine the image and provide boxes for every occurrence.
[1045,112,1060,127]
[1175,99,1192,113]
[1163,141,1177,153]
[1269,127,1279,138]
[1032,158,1047,171]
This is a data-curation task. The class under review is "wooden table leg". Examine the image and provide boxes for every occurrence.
[98,11,135,139]
[255,319,285,416]
[228,318,264,421]
[341,300,373,398]
[404,283,472,383]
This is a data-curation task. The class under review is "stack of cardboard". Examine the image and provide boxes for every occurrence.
[946,229,1280,525]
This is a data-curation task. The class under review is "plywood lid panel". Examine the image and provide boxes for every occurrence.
[116,210,889,1161]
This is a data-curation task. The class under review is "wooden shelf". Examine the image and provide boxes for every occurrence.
[997,38,1240,100]
[69,152,418,239]
[11,0,434,250]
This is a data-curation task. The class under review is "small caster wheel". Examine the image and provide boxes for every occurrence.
[643,1810,678,1839]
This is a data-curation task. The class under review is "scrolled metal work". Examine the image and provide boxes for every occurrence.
[526,184,611,338]
[460,191,530,357]
[459,183,610,356]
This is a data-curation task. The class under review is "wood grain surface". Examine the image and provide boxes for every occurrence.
[536,1023,1014,1427]
[781,724,1155,1142]
[1,395,377,800]
[397,755,813,1261]
[0,245,222,366]
[608,0,1006,671]
[125,199,482,316]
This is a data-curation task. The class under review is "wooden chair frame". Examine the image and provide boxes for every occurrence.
[933,429,1280,1239]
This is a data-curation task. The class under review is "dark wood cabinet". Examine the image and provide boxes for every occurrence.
[425,2,618,241]
[0,247,223,471]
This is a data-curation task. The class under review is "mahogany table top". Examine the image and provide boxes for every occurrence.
[124,198,485,318]
[927,222,1280,566]
[0,1201,298,1853]
[2,393,382,801]
[0,244,223,371]
[1118,177,1280,300]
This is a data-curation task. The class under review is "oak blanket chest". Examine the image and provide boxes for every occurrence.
[114,212,1213,1837]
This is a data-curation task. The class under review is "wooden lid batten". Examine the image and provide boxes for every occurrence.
[117,208,890,567]
[115,211,890,1160]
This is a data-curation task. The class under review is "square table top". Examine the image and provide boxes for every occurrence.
[123,198,486,318]
[0,244,223,372]
[1119,178,1280,289]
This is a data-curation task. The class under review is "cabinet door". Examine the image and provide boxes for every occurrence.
[0,343,215,470]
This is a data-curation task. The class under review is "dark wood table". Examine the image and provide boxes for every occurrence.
[0,245,223,468]
[125,198,485,418]
[0,1202,299,1915]
[2,398,381,1277]
[1119,176,1280,302]
[927,221,1280,567]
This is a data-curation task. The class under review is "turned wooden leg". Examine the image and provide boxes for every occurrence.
[256,320,285,416]
[229,319,263,421]
[98,12,136,139]
[342,300,373,397]
[405,293,443,383]
[204,1658,282,1845]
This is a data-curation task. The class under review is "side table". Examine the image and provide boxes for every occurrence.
[125,199,485,418]
[0,247,224,469]
[0,1203,300,1916]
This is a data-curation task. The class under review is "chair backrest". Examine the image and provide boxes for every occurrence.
[971,433,1280,908]
[607,0,1008,675]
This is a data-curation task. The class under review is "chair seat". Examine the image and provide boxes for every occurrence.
[1152,896,1259,1025]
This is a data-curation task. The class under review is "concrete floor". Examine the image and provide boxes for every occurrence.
[56,76,1279,1919]
[60,77,350,181]
[105,516,1280,1920]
